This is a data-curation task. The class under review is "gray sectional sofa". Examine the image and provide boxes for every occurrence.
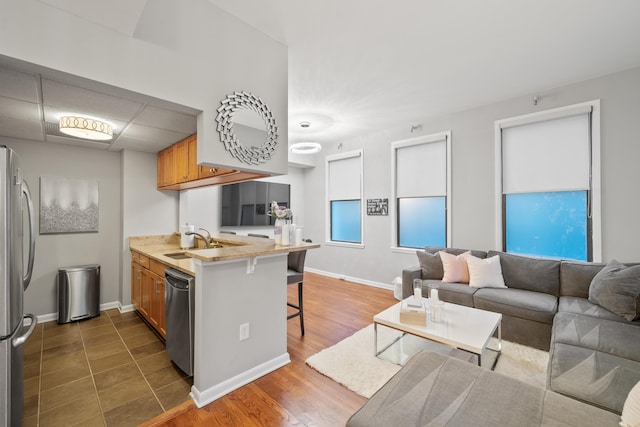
[401,247,640,414]
[347,351,621,427]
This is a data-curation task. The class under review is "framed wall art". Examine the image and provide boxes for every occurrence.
[367,198,388,216]
[40,176,99,234]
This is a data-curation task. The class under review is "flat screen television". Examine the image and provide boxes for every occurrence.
[220,181,290,226]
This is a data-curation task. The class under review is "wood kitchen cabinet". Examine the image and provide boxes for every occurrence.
[130,251,167,339]
[175,135,199,183]
[149,259,167,338]
[157,133,267,190]
[157,145,176,188]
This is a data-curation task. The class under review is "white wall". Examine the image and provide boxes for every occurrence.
[121,150,178,306]
[303,66,640,289]
[2,138,122,316]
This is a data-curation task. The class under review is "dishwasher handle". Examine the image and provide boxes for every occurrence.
[165,268,194,290]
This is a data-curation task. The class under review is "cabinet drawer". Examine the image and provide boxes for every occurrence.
[138,254,150,269]
[149,259,167,277]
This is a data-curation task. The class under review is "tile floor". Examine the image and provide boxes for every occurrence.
[22,309,192,427]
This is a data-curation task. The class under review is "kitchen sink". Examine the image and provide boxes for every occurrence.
[164,252,191,260]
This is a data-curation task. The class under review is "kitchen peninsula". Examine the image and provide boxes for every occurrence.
[129,233,319,408]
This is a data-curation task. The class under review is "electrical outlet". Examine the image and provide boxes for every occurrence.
[239,323,250,341]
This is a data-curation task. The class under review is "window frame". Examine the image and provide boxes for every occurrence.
[494,100,601,261]
[391,131,452,253]
[325,149,364,248]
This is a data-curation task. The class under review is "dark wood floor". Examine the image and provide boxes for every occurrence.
[141,272,396,427]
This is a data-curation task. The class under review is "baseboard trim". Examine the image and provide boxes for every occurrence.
[304,267,394,292]
[36,300,125,324]
[190,353,291,408]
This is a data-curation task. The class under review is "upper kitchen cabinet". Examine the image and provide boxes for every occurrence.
[157,145,176,188]
[157,134,266,191]
[175,135,198,183]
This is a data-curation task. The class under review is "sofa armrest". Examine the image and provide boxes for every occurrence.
[402,266,422,299]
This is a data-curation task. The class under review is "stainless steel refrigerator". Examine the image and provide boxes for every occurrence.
[0,146,36,427]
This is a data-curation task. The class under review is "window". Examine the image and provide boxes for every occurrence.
[496,100,601,261]
[392,132,451,250]
[326,150,363,245]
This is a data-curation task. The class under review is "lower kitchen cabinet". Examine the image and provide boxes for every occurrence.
[131,251,167,339]
[149,271,166,337]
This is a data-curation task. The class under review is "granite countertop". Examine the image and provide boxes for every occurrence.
[129,233,319,276]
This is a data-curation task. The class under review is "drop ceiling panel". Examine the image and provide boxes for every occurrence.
[134,105,197,133]
[42,79,143,122]
[0,68,39,102]
[0,97,41,121]
[109,135,167,153]
[46,134,110,149]
[0,117,44,141]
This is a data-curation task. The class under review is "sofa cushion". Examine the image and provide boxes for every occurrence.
[551,312,640,362]
[473,288,557,324]
[589,260,640,321]
[488,251,561,296]
[467,255,506,289]
[440,250,471,283]
[416,250,443,280]
[558,296,634,323]
[425,280,477,307]
[550,312,640,413]
[560,261,606,298]
[548,342,640,414]
[347,351,620,427]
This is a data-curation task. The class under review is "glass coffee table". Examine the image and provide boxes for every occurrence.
[373,297,502,368]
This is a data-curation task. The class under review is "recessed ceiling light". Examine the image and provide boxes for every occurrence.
[290,142,321,154]
[299,121,311,128]
[59,116,113,141]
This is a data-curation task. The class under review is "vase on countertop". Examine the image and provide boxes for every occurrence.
[281,219,291,245]
[274,218,287,245]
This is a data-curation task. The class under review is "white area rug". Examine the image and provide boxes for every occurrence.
[306,324,549,398]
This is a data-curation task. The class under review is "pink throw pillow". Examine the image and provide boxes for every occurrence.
[439,251,471,283]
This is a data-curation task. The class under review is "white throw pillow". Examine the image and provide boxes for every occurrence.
[620,380,640,427]
[467,255,507,289]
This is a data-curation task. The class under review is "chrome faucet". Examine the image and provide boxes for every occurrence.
[185,228,213,248]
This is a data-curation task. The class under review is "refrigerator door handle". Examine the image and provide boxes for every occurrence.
[12,314,37,348]
[21,180,35,290]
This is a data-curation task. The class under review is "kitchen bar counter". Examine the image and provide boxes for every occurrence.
[129,232,320,409]
[129,233,319,275]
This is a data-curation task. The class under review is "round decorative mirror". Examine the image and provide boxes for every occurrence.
[215,91,279,165]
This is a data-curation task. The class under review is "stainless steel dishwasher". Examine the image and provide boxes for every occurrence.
[165,268,195,376]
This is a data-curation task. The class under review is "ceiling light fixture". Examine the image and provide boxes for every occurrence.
[290,142,321,154]
[299,121,311,128]
[59,116,113,141]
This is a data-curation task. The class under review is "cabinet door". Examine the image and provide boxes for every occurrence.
[131,263,141,308]
[139,268,151,318]
[157,145,176,187]
[176,135,198,183]
[186,136,198,181]
[156,279,166,338]
[149,272,162,330]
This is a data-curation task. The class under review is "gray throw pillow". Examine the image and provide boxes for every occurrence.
[588,260,640,321]
[417,250,444,280]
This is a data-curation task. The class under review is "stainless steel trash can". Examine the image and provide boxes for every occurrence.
[57,264,100,324]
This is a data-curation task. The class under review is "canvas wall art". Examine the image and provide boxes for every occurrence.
[40,176,99,234]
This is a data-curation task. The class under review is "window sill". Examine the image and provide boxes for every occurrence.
[324,241,365,249]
